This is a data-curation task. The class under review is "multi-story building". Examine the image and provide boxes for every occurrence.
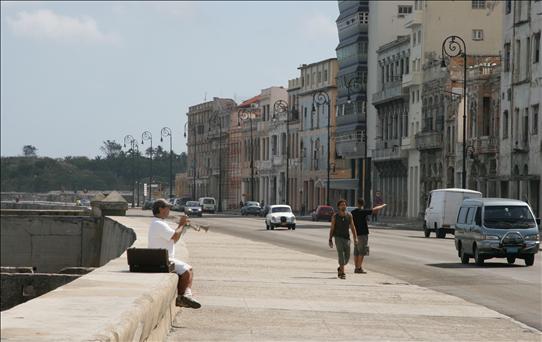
[298,58,339,209]
[254,86,288,206]
[286,77,303,211]
[399,0,503,217]
[372,35,410,217]
[499,0,541,216]
[334,0,370,204]
[185,97,237,206]
[236,94,262,204]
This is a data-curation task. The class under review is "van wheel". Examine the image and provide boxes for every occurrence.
[266,223,270,230]
[507,256,516,264]
[436,228,446,239]
[460,244,469,264]
[474,246,484,266]
[524,254,535,266]
[423,222,430,238]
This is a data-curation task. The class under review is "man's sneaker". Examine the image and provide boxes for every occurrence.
[354,268,367,274]
[178,295,201,309]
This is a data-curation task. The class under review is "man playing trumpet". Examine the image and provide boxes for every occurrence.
[148,199,201,309]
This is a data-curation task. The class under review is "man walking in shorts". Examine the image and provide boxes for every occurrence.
[351,198,387,274]
[328,199,358,279]
[148,199,201,309]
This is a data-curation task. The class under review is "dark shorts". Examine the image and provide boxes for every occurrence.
[354,235,369,256]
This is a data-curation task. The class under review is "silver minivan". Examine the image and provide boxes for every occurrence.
[455,198,540,266]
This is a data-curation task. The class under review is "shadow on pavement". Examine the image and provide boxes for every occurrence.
[427,262,524,269]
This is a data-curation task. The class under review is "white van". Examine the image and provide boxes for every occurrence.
[424,188,482,238]
[198,197,216,213]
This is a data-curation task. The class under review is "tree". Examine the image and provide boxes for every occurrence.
[22,145,37,157]
[100,140,123,159]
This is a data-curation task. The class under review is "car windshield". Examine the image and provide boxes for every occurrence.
[320,207,333,213]
[203,199,214,204]
[484,205,536,229]
[246,202,259,207]
[186,201,199,207]
[272,206,291,213]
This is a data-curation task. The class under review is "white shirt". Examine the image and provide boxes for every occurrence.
[148,217,176,259]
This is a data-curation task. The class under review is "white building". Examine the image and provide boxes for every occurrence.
[499,0,542,216]
[368,0,503,217]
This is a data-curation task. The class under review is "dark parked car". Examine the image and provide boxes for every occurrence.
[311,205,335,221]
[142,199,155,210]
[241,201,261,216]
[172,197,190,212]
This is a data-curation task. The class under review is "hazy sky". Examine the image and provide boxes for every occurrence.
[1,1,339,158]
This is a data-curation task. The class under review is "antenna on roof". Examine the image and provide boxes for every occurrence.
[204,92,207,101]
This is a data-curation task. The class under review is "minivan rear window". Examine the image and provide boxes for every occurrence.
[483,206,536,229]
[203,199,214,204]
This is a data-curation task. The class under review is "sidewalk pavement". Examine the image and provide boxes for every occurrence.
[168,228,540,341]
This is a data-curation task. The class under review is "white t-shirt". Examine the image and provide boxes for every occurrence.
[148,217,176,259]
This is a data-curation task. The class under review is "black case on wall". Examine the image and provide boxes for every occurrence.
[127,248,175,273]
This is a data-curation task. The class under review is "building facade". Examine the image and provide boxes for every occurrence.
[372,35,410,217]
[334,0,370,204]
[499,0,542,216]
[185,97,237,207]
[401,0,503,217]
[298,58,340,210]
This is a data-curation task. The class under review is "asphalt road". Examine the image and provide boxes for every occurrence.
[189,214,542,331]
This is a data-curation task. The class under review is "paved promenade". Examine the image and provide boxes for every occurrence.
[167,223,541,341]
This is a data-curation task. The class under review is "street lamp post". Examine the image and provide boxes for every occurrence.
[160,127,173,199]
[184,122,198,200]
[141,131,153,200]
[123,134,137,208]
[238,107,257,202]
[209,113,223,212]
[312,91,331,206]
[273,99,298,205]
[441,35,468,189]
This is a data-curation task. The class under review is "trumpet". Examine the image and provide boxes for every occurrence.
[179,222,210,237]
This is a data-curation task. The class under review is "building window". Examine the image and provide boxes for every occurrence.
[472,0,485,9]
[418,30,422,44]
[472,29,484,41]
[504,43,511,72]
[324,69,328,81]
[503,110,509,139]
[534,32,540,64]
[359,12,368,24]
[398,5,412,16]
[505,0,512,14]
[533,105,539,135]
[412,32,416,46]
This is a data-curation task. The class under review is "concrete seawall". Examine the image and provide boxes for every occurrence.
[1,215,179,341]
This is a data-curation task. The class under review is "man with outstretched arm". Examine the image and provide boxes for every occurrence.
[329,199,358,279]
[148,198,201,309]
[351,198,387,274]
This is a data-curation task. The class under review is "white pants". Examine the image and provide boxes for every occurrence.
[171,258,191,275]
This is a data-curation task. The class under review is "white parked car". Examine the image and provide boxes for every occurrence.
[265,205,296,230]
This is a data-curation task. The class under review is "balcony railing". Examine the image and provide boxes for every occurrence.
[475,136,498,154]
[336,112,367,128]
[402,71,422,88]
[372,80,404,105]
[272,155,285,166]
[415,131,443,151]
[336,140,366,158]
[372,147,408,161]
